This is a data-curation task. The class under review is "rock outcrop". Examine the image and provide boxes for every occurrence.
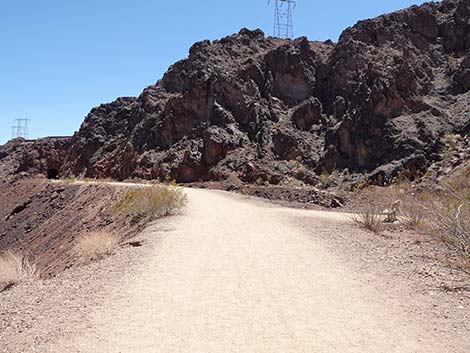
[1,0,469,187]
[0,137,71,179]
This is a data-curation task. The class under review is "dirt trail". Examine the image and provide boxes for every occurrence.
[40,187,465,352]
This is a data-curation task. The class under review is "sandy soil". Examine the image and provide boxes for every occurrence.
[1,187,469,352]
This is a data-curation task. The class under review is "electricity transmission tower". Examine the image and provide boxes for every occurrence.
[269,0,296,39]
[11,118,30,139]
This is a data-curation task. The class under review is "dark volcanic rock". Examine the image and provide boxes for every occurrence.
[2,0,469,188]
[60,29,336,183]
[291,97,324,131]
[0,137,71,179]
[321,0,469,174]
[452,54,470,93]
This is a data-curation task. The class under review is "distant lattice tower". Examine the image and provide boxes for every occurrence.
[11,118,30,139]
[269,0,296,39]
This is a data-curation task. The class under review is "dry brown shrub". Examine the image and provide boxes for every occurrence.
[113,184,187,224]
[0,251,36,291]
[357,165,470,272]
[73,232,121,264]
[353,207,384,234]
[424,191,469,254]
[419,166,470,272]
[399,199,426,229]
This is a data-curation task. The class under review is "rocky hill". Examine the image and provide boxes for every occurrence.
[0,137,71,179]
[1,0,469,187]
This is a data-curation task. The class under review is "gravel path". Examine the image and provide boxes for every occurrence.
[1,187,468,352]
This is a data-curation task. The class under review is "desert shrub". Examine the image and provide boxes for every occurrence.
[400,203,425,229]
[393,193,426,229]
[319,170,331,189]
[113,184,187,224]
[0,251,36,291]
[421,167,470,272]
[73,231,121,264]
[425,199,470,274]
[425,190,469,253]
[61,176,77,184]
[353,207,384,234]
[371,183,427,229]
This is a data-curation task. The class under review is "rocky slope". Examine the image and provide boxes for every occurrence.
[0,179,139,277]
[1,0,469,186]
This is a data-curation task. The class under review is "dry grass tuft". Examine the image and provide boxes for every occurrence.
[353,207,384,234]
[399,201,426,229]
[0,251,36,292]
[113,184,187,224]
[73,232,121,264]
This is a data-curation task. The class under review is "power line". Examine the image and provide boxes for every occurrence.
[269,0,296,39]
[11,118,30,139]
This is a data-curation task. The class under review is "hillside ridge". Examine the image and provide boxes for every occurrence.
[1,0,469,189]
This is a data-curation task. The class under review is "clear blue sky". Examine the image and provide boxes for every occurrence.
[0,0,430,145]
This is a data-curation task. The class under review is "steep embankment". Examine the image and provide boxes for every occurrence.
[0,0,469,188]
[0,179,136,277]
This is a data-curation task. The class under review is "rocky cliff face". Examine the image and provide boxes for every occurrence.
[2,0,469,186]
[321,0,470,177]
[60,30,334,184]
[0,137,71,179]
